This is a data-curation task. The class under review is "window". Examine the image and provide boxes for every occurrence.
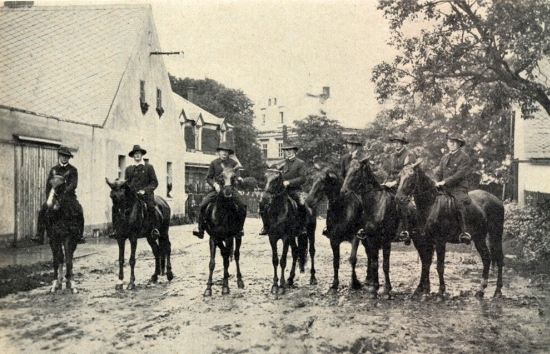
[156,88,164,117]
[261,143,268,159]
[278,142,284,157]
[167,162,173,198]
[118,155,126,180]
[140,80,148,114]
[280,112,284,123]
[274,98,277,105]
[262,114,266,124]
[195,125,202,151]
[268,98,271,106]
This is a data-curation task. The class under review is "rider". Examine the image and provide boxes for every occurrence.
[322,135,364,237]
[124,144,160,239]
[382,134,417,245]
[193,142,247,239]
[31,146,86,245]
[259,142,308,236]
[434,132,472,244]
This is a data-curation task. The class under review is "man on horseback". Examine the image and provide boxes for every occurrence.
[31,146,85,245]
[259,142,308,236]
[193,142,246,239]
[121,145,160,239]
[434,132,472,244]
[382,134,417,245]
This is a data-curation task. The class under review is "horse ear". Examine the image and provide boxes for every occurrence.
[105,178,113,187]
[412,159,423,168]
[314,162,322,171]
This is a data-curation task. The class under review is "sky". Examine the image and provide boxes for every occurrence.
[43,0,398,128]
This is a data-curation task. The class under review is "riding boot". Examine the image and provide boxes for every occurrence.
[149,209,160,240]
[192,205,206,239]
[258,203,269,235]
[76,205,86,244]
[458,205,471,245]
[298,203,308,236]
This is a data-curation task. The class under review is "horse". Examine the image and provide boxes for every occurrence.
[105,178,173,290]
[44,174,84,293]
[395,161,504,300]
[262,169,316,294]
[305,163,364,293]
[203,165,246,296]
[341,158,402,299]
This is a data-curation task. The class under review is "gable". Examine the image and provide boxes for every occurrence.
[0,5,149,126]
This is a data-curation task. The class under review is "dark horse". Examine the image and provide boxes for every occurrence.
[395,161,504,300]
[305,163,363,293]
[203,165,246,296]
[106,178,173,290]
[263,169,316,294]
[341,158,401,299]
[45,175,84,293]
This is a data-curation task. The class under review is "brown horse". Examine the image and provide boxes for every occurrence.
[262,169,316,294]
[395,161,504,300]
[305,163,364,293]
[106,178,173,290]
[341,158,401,299]
[45,175,84,293]
[203,165,246,296]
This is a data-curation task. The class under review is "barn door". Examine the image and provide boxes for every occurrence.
[14,145,58,243]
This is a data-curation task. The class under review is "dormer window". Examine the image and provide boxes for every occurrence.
[156,88,164,117]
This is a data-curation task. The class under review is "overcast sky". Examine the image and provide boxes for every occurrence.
[44,0,397,128]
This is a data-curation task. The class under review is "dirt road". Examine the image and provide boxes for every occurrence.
[0,218,549,353]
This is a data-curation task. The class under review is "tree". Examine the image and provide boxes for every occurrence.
[170,76,265,180]
[373,0,550,116]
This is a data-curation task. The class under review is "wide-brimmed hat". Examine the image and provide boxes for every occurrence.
[445,132,466,147]
[281,142,298,150]
[345,135,363,146]
[57,146,73,158]
[129,145,147,157]
[216,142,234,155]
[389,134,409,145]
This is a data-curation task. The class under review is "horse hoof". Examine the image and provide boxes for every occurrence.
[328,287,338,294]
[166,272,174,282]
[381,293,392,300]
[70,287,79,294]
[421,294,430,302]
[222,287,230,295]
[277,287,286,295]
[493,291,503,299]
[369,292,378,300]
[150,275,158,283]
[115,283,123,291]
[310,277,318,286]
[237,280,245,289]
[204,289,212,297]
[271,285,278,295]
[475,290,485,299]
[127,283,135,290]
[435,295,445,303]
[351,280,362,290]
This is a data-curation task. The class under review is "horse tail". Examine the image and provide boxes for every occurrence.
[297,230,308,273]
[487,200,505,270]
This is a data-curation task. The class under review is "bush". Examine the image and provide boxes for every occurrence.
[503,201,550,263]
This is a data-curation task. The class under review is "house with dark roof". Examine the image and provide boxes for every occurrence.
[0,2,187,245]
[513,61,550,207]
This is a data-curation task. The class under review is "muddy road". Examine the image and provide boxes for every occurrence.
[0,218,549,353]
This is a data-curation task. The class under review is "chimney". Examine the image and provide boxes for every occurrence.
[4,1,34,7]
[186,86,196,102]
[322,86,330,98]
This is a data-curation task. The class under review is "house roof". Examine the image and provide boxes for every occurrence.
[0,4,150,126]
[172,92,226,127]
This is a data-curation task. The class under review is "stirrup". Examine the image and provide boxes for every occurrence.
[322,227,329,237]
[192,228,204,239]
[30,236,44,245]
[356,229,366,240]
[397,230,410,242]
[151,229,160,239]
[459,232,471,245]
[259,227,268,235]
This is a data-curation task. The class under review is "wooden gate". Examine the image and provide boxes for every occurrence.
[14,144,58,243]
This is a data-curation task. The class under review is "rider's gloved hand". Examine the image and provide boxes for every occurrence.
[435,181,445,187]
[283,181,290,187]
[214,183,221,192]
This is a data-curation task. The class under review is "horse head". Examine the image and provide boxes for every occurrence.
[46,174,66,209]
[341,156,379,195]
[218,164,237,198]
[105,178,134,207]
[306,163,341,208]
[395,160,422,204]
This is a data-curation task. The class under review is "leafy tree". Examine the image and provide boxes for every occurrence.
[373,0,550,116]
[170,76,265,180]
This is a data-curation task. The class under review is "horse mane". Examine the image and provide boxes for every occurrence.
[426,192,455,226]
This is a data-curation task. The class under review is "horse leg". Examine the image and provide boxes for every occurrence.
[488,218,505,298]
[414,243,433,300]
[349,236,362,290]
[234,235,244,289]
[278,238,291,295]
[330,239,341,293]
[50,239,63,293]
[381,242,392,300]
[221,239,231,295]
[474,236,491,299]
[366,242,379,299]
[435,243,446,302]
[162,232,174,282]
[146,237,160,284]
[287,238,298,289]
[116,238,125,290]
[204,236,216,296]
[270,237,280,295]
[127,238,137,290]
[308,229,317,285]
[65,237,79,294]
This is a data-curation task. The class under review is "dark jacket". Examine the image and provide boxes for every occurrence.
[125,163,158,194]
[435,149,470,194]
[46,163,78,198]
[340,149,364,178]
[279,158,306,190]
[206,157,239,188]
[386,148,416,182]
